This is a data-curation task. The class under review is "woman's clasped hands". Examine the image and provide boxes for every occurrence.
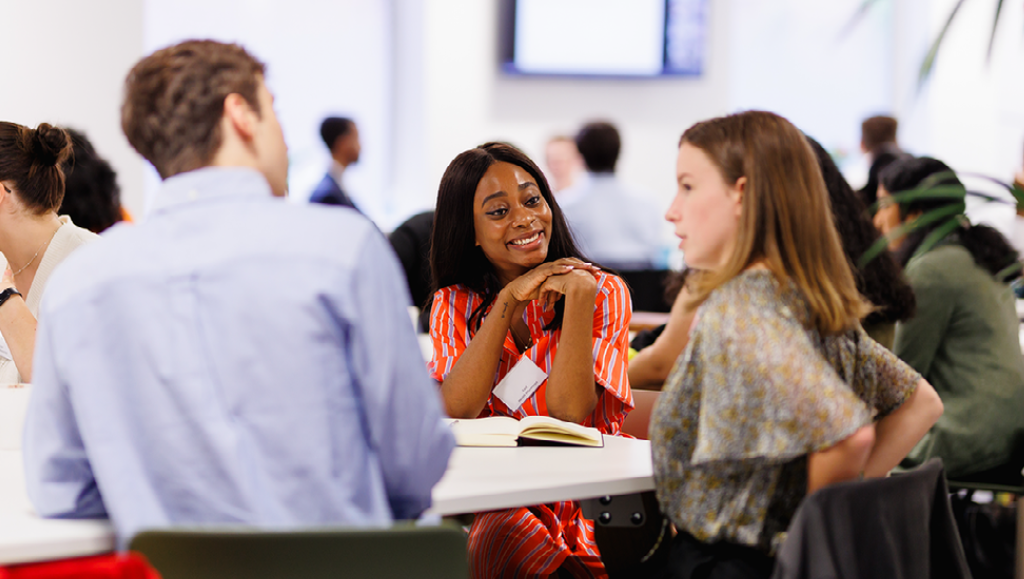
[502,258,600,310]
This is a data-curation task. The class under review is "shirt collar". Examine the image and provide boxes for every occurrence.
[328,160,346,191]
[150,167,275,214]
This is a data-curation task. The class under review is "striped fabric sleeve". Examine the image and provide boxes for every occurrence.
[588,273,634,431]
[427,285,474,382]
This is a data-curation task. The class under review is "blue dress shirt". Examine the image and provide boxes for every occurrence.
[23,167,454,548]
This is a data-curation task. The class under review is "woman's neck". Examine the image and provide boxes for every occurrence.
[2,212,62,293]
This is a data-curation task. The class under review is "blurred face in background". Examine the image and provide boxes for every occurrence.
[873,185,904,250]
[544,138,582,193]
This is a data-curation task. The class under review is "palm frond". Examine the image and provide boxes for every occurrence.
[839,0,885,40]
[987,0,1006,62]
[858,203,964,267]
[919,0,967,90]
[910,217,961,261]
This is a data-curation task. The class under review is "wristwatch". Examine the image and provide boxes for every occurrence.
[0,287,22,309]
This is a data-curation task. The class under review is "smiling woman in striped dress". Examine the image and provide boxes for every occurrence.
[428,142,634,578]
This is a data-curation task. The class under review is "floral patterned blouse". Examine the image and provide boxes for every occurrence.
[650,270,920,554]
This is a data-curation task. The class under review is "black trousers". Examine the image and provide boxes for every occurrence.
[643,532,775,579]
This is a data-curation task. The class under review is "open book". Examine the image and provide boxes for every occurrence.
[447,415,604,448]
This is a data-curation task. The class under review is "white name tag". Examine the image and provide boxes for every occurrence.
[493,356,547,412]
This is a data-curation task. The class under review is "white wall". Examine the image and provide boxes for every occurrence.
[0,1,145,216]
[6,0,1023,233]
[143,0,394,222]
[393,0,732,234]
[729,0,893,173]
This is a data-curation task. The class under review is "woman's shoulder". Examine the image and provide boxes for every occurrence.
[906,243,973,284]
[434,283,472,299]
[701,270,790,319]
[54,218,100,253]
[432,283,484,314]
[595,270,628,294]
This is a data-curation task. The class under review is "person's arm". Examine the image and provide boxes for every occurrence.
[438,259,592,419]
[0,268,38,381]
[863,378,943,477]
[345,230,455,520]
[541,269,600,423]
[23,300,107,519]
[628,286,696,389]
[807,425,876,494]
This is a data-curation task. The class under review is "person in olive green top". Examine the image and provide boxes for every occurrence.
[876,156,1024,480]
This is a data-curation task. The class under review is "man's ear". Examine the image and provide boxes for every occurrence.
[223,93,256,141]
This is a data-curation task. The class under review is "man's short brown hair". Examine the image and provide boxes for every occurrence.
[861,115,899,153]
[121,40,266,179]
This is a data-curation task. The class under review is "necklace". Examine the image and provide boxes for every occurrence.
[510,321,533,351]
[11,222,61,277]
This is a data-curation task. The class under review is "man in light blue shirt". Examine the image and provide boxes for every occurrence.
[559,122,665,270]
[23,40,454,548]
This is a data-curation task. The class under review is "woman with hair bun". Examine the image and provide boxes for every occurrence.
[0,122,99,383]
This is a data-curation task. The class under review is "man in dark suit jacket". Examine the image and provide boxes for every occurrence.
[310,116,361,211]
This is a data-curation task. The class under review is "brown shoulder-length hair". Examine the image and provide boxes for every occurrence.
[682,111,870,335]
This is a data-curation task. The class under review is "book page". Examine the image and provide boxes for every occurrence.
[449,416,522,436]
[518,415,602,444]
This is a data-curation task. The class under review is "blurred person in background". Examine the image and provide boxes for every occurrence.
[60,128,126,233]
[0,122,98,384]
[544,134,583,194]
[858,115,909,210]
[877,156,1024,481]
[560,121,663,270]
[310,116,362,211]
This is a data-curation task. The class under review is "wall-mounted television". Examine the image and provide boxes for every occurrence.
[499,0,707,78]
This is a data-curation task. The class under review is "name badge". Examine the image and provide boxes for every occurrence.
[493,356,547,412]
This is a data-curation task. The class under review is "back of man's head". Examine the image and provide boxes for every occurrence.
[121,40,266,179]
[320,117,354,151]
[575,122,621,173]
[861,115,899,154]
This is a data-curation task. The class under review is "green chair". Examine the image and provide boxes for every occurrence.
[129,523,468,579]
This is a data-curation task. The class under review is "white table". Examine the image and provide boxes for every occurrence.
[428,436,654,516]
[0,451,115,566]
[0,436,653,565]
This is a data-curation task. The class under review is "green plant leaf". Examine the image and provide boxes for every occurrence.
[839,0,885,40]
[995,261,1023,282]
[987,0,1006,62]
[958,171,1024,206]
[910,217,961,261]
[919,0,967,90]
[858,203,964,267]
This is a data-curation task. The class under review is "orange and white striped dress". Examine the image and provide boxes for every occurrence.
[429,272,634,578]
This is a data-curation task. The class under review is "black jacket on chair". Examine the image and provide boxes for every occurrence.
[772,459,971,579]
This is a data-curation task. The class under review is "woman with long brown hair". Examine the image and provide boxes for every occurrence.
[0,122,98,383]
[648,111,943,578]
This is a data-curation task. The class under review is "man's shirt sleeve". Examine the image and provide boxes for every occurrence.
[341,230,455,520]
[23,305,108,519]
